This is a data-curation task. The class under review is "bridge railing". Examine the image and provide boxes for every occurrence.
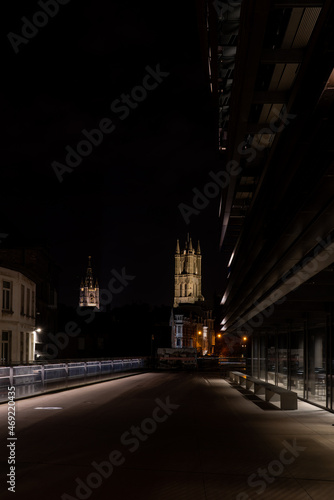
[0,357,148,403]
[196,356,247,374]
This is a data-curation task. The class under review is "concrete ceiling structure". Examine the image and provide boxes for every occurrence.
[197,0,334,332]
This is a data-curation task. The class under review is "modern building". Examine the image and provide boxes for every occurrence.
[171,236,215,354]
[79,256,100,309]
[0,266,36,365]
[197,0,334,410]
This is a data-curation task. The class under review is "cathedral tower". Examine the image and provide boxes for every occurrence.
[79,256,100,309]
[173,235,204,307]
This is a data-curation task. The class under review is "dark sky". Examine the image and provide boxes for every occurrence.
[2,0,225,308]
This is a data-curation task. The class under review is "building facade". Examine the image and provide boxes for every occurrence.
[170,306,215,355]
[171,236,215,354]
[0,267,36,365]
[0,243,58,360]
[79,256,100,309]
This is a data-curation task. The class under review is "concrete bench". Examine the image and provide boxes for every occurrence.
[264,383,298,410]
[229,371,247,385]
[229,371,298,410]
[229,372,265,394]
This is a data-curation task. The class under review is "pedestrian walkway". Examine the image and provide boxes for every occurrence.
[128,373,334,500]
[1,371,334,500]
[210,377,334,500]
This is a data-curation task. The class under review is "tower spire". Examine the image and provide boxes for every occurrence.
[85,256,94,288]
[173,235,204,307]
[176,239,180,254]
[79,256,100,309]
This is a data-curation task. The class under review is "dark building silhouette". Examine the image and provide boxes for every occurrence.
[0,238,59,360]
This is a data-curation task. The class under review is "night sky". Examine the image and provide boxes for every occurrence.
[2,0,225,308]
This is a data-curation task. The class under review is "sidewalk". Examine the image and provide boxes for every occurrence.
[198,376,334,500]
[1,371,334,500]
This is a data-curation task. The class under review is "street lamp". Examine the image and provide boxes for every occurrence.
[196,330,202,355]
[33,328,42,361]
[241,336,248,358]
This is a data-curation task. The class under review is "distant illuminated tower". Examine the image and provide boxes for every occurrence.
[173,235,204,307]
[79,256,100,309]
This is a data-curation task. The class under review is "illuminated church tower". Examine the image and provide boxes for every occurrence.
[79,256,100,309]
[173,235,204,308]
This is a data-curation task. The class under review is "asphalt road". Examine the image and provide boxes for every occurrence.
[1,371,334,500]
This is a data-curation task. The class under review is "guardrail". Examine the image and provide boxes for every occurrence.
[0,358,148,402]
[196,356,247,374]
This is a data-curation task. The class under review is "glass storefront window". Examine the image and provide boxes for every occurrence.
[267,334,276,384]
[307,326,326,405]
[252,335,259,379]
[260,334,266,381]
[290,331,304,397]
[277,334,288,388]
[247,313,334,411]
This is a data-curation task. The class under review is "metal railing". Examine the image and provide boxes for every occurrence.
[0,357,148,402]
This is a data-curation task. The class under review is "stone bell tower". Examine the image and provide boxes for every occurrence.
[79,256,100,309]
[173,235,204,308]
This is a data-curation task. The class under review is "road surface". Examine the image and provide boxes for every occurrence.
[1,371,334,499]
